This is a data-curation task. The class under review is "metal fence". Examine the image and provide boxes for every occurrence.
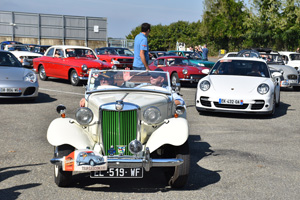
[0,10,107,46]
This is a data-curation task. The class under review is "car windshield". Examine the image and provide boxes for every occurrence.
[0,52,22,67]
[184,52,203,59]
[65,48,96,58]
[114,48,134,56]
[210,60,270,78]
[97,48,118,55]
[260,53,284,64]
[290,53,300,61]
[166,57,192,66]
[87,70,171,93]
[6,45,29,51]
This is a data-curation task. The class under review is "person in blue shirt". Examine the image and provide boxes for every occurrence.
[202,44,209,61]
[133,23,151,70]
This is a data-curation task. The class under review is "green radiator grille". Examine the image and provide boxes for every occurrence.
[102,110,137,155]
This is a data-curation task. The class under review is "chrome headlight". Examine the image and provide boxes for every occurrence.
[75,107,93,125]
[24,71,37,83]
[175,105,186,115]
[81,64,88,71]
[143,106,161,124]
[199,80,210,91]
[128,139,143,155]
[111,59,120,64]
[182,69,188,74]
[257,83,269,94]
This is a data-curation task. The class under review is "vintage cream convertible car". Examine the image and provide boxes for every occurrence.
[47,69,190,188]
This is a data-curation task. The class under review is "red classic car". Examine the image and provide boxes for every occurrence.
[33,45,112,86]
[94,47,134,69]
[149,56,210,85]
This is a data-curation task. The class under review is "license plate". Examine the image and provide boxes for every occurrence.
[219,98,243,105]
[289,79,298,84]
[91,168,143,178]
[0,88,20,93]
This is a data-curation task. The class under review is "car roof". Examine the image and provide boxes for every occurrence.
[155,55,186,59]
[50,45,92,50]
[219,57,266,63]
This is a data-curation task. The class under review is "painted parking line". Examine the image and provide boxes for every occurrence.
[39,88,84,96]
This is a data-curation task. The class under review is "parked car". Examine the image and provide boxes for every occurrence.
[195,57,281,115]
[24,44,38,52]
[4,44,42,67]
[0,50,39,100]
[33,45,51,55]
[94,47,134,69]
[0,41,23,50]
[237,48,300,90]
[279,51,300,71]
[33,45,112,86]
[76,151,105,166]
[168,50,215,68]
[149,55,209,86]
[48,69,190,188]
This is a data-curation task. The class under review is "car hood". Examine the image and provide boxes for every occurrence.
[11,51,42,57]
[206,75,270,95]
[0,67,27,80]
[268,64,298,74]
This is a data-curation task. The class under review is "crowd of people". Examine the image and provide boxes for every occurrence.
[189,44,209,61]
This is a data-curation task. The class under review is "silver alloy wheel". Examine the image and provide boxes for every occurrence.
[71,72,78,84]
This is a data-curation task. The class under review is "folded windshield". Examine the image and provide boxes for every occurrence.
[87,70,171,93]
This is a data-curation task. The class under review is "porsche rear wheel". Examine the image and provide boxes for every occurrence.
[39,65,48,81]
[70,70,81,86]
[54,144,74,187]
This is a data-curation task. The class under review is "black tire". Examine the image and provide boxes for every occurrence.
[70,70,81,86]
[166,141,190,189]
[275,93,280,107]
[171,72,179,87]
[39,65,48,81]
[269,95,276,116]
[54,144,74,187]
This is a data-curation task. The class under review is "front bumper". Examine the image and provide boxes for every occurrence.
[50,147,183,172]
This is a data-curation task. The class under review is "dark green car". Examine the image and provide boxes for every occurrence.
[168,50,215,68]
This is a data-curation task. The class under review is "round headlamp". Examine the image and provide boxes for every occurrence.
[128,139,143,155]
[175,105,186,115]
[199,80,210,91]
[257,83,269,94]
[81,64,88,71]
[75,107,93,125]
[182,69,188,74]
[143,106,161,124]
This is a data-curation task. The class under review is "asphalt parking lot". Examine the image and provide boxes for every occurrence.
[0,77,300,200]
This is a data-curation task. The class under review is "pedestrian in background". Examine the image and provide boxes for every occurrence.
[133,23,151,70]
[202,44,208,61]
[296,47,299,53]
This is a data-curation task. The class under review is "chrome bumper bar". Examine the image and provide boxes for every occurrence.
[50,147,183,172]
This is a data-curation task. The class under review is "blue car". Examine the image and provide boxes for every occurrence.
[0,41,23,50]
[76,151,105,166]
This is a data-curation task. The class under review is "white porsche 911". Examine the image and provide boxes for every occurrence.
[195,57,281,115]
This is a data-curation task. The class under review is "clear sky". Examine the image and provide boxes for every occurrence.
[0,0,205,38]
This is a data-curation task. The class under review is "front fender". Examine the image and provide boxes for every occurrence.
[47,118,95,149]
[146,118,188,153]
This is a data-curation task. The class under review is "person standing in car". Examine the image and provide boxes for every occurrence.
[133,23,151,70]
